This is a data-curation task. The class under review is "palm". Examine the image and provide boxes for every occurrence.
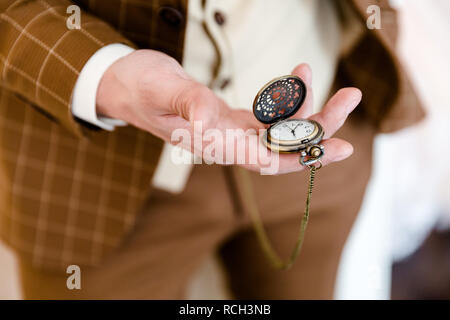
[99,50,360,175]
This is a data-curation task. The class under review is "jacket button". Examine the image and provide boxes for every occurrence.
[158,6,184,26]
[214,11,226,26]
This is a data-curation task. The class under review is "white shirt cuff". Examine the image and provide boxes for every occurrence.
[71,43,135,131]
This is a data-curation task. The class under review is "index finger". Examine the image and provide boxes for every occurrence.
[309,88,361,139]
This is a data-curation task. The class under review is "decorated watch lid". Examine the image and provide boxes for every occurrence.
[253,75,306,124]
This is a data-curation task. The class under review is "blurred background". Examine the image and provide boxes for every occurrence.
[1,0,450,299]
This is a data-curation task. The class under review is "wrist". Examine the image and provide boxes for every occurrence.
[96,57,131,121]
[71,43,134,130]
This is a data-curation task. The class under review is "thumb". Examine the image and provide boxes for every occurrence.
[175,82,223,132]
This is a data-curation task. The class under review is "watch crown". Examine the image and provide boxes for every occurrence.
[310,146,322,157]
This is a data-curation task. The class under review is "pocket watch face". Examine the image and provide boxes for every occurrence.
[263,119,324,153]
[269,119,315,142]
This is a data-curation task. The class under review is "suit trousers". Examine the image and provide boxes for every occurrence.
[18,117,375,299]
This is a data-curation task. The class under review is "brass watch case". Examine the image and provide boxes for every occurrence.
[262,119,324,154]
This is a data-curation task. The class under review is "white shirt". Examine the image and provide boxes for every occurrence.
[72,0,359,193]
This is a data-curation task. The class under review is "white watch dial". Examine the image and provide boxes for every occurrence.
[269,119,314,141]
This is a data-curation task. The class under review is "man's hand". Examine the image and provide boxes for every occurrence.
[96,49,361,174]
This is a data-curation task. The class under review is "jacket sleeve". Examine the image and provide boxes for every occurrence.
[0,0,136,137]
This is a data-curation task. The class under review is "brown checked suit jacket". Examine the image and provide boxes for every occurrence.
[0,0,424,270]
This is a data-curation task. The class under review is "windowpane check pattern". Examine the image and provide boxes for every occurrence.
[0,0,186,269]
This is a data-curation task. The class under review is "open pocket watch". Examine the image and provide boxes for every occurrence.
[238,75,326,270]
[253,75,325,167]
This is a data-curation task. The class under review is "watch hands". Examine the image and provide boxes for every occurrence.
[290,123,300,137]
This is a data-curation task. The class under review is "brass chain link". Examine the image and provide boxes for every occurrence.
[237,162,320,270]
